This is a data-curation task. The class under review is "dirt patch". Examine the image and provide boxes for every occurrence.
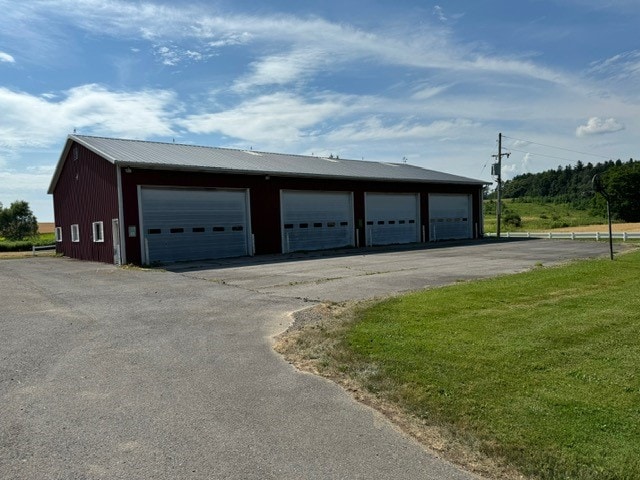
[275,303,527,480]
[0,250,56,259]
[551,222,640,233]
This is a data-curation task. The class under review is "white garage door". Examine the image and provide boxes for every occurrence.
[140,187,251,264]
[429,194,472,241]
[281,190,354,253]
[365,193,420,246]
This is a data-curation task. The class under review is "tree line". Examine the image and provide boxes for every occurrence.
[488,159,640,222]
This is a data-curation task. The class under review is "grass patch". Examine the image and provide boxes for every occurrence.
[0,233,55,252]
[485,199,608,232]
[281,251,640,479]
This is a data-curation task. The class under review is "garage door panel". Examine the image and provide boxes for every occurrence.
[281,191,353,252]
[141,188,249,263]
[145,229,246,262]
[429,194,472,241]
[365,193,420,246]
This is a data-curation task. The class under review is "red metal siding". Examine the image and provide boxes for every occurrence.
[120,168,483,264]
[249,180,281,254]
[52,143,118,263]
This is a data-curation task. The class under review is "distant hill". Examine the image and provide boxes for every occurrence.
[488,158,639,222]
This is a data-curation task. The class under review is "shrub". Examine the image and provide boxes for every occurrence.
[503,211,522,227]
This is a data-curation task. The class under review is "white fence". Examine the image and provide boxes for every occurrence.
[485,232,640,241]
[32,244,56,255]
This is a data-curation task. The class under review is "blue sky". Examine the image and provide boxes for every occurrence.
[1,0,638,222]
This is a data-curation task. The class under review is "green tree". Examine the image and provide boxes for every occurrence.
[0,200,39,240]
[604,163,640,222]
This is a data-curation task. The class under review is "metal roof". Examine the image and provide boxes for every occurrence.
[49,134,487,193]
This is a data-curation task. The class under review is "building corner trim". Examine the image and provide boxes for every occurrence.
[116,165,127,264]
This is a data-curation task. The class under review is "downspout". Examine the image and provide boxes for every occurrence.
[116,165,127,264]
[478,187,485,238]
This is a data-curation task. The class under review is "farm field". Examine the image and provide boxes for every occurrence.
[484,199,610,232]
[38,222,55,233]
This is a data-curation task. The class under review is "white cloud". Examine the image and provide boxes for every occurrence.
[178,92,352,145]
[208,32,252,48]
[588,50,640,101]
[0,166,56,221]
[576,117,625,137]
[502,163,518,179]
[589,50,640,78]
[185,50,202,61]
[0,51,15,63]
[521,152,532,173]
[155,45,181,66]
[469,56,575,88]
[153,44,209,66]
[0,0,580,88]
[498,154,533,180]
[327,117,480,143]
[0,84,177,148]
[512,140,532,148]
[233,49,328,91]
[433,6,447,22]
[411,84,450,100]
[0,169,52,191]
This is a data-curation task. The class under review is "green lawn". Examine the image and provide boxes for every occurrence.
[292,251,640,479]
[484,199,608,232]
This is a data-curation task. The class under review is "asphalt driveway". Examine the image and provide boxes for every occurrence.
[0,239,612,479]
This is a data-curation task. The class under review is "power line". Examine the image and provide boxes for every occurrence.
[508,147,600,164]
[479,159,489,176]
[502,135,611,160]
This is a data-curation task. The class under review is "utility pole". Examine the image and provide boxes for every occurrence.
[592,174,614,261]
[492,133,510,238]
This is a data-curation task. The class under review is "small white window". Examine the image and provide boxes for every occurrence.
[71,224,80,243]
[92,221,104,243]
[55,227,62,242]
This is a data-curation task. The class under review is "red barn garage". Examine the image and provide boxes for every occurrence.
[48,135,487,265]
